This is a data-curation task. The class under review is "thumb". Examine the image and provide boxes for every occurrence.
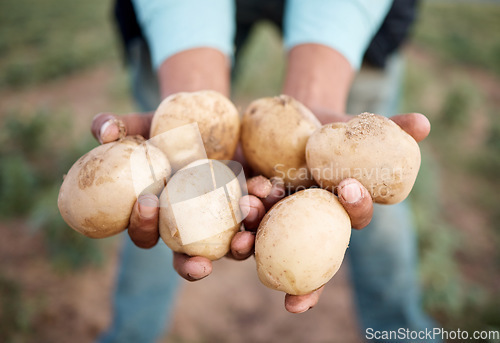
[91,112,155,144]
[91,113,126,144]
[390,113,431,143]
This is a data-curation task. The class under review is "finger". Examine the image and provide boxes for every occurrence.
[261,177,286,210]
[337,179,373,230]
[247,176,273,198]
[91,113,126,144]
[390,113,431,143]
[230,231,255,260]
[173,253,213,281]
[285,286,324,314]
[91,112,154,144]
[128,194,160,248]
[240,195,266,231]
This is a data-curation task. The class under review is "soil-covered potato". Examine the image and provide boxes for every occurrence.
[58,136,171,238]
[306,113,421,204]
[255,189,351,295]
[241,95,321,190]
[150,90,240,171]
[159,159,243,260]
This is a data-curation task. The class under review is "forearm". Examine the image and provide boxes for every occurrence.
[158,48,231,99]
[282,44,355,124]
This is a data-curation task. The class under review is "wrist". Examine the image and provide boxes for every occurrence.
[282,44,354,124]
[157,48,230,99]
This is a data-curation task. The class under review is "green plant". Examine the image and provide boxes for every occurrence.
[0,108,102,270]
[0,275,34,343]
[0,155,37,217]
[439,81,478,129]
[0,0,116,89]
[413,1,500,75]
[410,151,472,318]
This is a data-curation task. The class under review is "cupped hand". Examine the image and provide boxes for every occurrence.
[280,111,431,313]
[90,112,289,281]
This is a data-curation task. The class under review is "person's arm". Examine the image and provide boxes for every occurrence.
[157,48,230,98]
[282,0,392,122]
[283,43,353,123]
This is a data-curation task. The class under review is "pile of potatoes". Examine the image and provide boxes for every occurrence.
[58,92,422,297]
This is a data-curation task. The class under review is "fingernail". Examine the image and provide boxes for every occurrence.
[138,195,158,219]
[99,120,114,144]
[340,183,362,204]
[296,306,312,314]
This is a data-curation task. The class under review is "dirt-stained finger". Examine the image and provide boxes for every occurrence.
[230,231,255,260]
[285,286,325,313]
[261,177,286,210]
[91,113,125,144]
[173,253,213,281]
[240,195,266,231]
[337,179,373,230]
[247,176,273,198]
[91,112,155,144]
[128,194,160,248]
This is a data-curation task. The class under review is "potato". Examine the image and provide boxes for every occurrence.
[150,90,240,171]
[159,159,243,260]
[58,136,171,238]
[241,95,321,190]
[306,113,421,204]
[255,189,351,295]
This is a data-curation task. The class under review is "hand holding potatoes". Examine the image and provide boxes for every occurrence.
[240,96,430,312]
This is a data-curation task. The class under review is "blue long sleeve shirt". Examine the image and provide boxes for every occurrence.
[132,0,392,70]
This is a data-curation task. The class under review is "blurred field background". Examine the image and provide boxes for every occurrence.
[0,1,499,342]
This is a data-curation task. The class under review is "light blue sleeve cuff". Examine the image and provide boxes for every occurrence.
[284,0,392,70]
[132,0,235,69]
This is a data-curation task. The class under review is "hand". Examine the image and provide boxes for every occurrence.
[89,112,285,279]
[282,111,431,313]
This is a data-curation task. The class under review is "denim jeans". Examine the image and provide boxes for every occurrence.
[97,38,439,342]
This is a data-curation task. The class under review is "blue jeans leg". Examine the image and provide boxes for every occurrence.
[97,234,180,343]
[348,203,439,342]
